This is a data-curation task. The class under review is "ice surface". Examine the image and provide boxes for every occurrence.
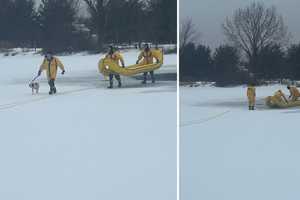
[180,85,300,200]
[0,50,177,200]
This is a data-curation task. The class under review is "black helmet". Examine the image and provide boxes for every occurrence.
[108,45,114,54]
[45,51,53,60]
[144,43,150,51]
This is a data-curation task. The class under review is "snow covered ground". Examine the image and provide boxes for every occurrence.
[0,50,176,200]
[180,85,300,200]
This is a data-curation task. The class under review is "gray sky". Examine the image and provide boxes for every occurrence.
[180,0,300,48]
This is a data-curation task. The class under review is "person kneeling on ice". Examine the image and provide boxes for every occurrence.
[136,43,160,84]
[273,90,288,104]
[37,52,65,95]
[105,46,125,88]
[247,83,256,110]
[287,85,300,101]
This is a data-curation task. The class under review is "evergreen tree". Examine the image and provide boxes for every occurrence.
[38,0,79,52]
[180,43,213,81]
[256,44,286,79]
[214,45,240,86]
[287,44,300,80]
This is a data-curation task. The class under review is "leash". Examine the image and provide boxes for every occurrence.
[30,75,40,83]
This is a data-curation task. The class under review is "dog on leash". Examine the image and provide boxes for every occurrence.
[29,82,40,95]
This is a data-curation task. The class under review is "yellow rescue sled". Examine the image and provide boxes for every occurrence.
[265,96,300,108]
[98,49,163,77]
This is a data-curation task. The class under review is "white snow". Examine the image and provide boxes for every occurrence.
[0,50,176,200]
[180,85,300,200]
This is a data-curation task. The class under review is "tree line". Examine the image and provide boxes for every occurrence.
[0,0,176,52]
[180,2,300,86]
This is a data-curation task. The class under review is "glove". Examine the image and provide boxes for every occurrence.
[61,70,65,75]
[122,64,125,68]
[38,70,41,76]
[136,61,139,64]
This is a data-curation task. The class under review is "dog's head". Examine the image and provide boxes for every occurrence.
[29,82,34,88]
[29,82,39,89]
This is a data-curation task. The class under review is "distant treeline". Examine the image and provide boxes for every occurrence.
[180,2,300,86]
[180,43,300,86]
[0,0,176,52]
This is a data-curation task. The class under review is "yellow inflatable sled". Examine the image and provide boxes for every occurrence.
[265,96,300,108]
[98,49,163,77]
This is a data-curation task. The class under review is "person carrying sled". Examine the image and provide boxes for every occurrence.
[287,85,300,101]
[105,46,125,88]
[136,43,160,84]
[38,51,65,95]
[247,83,256,110]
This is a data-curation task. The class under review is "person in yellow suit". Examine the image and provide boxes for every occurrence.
[38,51,65,95]
[247,83,256,110]
[136,44,160,84]
[105,46,125,88]
[287,85,300,101]
[273,90,288,104]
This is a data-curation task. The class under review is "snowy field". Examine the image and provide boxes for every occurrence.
[0,49,176,200]
[180,85,300,200]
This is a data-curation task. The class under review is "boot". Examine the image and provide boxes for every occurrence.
[108,75,113,88]
[142,72,147,84]
[249,106,251,110]
[53,87,57,94]
[150,71,155,83]
[115,75,122,88]
[107,83,113,89]
[48,80,55,95]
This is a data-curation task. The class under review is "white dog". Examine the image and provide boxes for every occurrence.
[29,82,40,95]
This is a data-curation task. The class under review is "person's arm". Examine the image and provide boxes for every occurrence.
[152,50,160,64]
[136,52,143,64]
[38,59,46,75]
[56,58,65,74]
[118,54,125,67]
[282,93,288,103]
[288,90,292,98]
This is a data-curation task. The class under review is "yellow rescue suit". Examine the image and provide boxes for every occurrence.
[105,52,125,67]
[289,86,300,101]
[137,50,159,65]
[272,90,288,104]
[247,86,256,107]
[39,57,65,80]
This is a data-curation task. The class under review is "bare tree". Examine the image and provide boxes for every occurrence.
[180,18,200,56]
[222,2,289,72]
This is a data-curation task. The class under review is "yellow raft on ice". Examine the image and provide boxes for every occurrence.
[265,96,300,108]
[98,49,163,77]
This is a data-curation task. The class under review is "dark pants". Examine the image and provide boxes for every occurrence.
[142,71,155,83]
[48,79,56,94]
[109,74,121,87]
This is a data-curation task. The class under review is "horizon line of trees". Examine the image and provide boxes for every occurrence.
[180,42,300,86]
[0,0,177,52]
[180,2,300,86]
